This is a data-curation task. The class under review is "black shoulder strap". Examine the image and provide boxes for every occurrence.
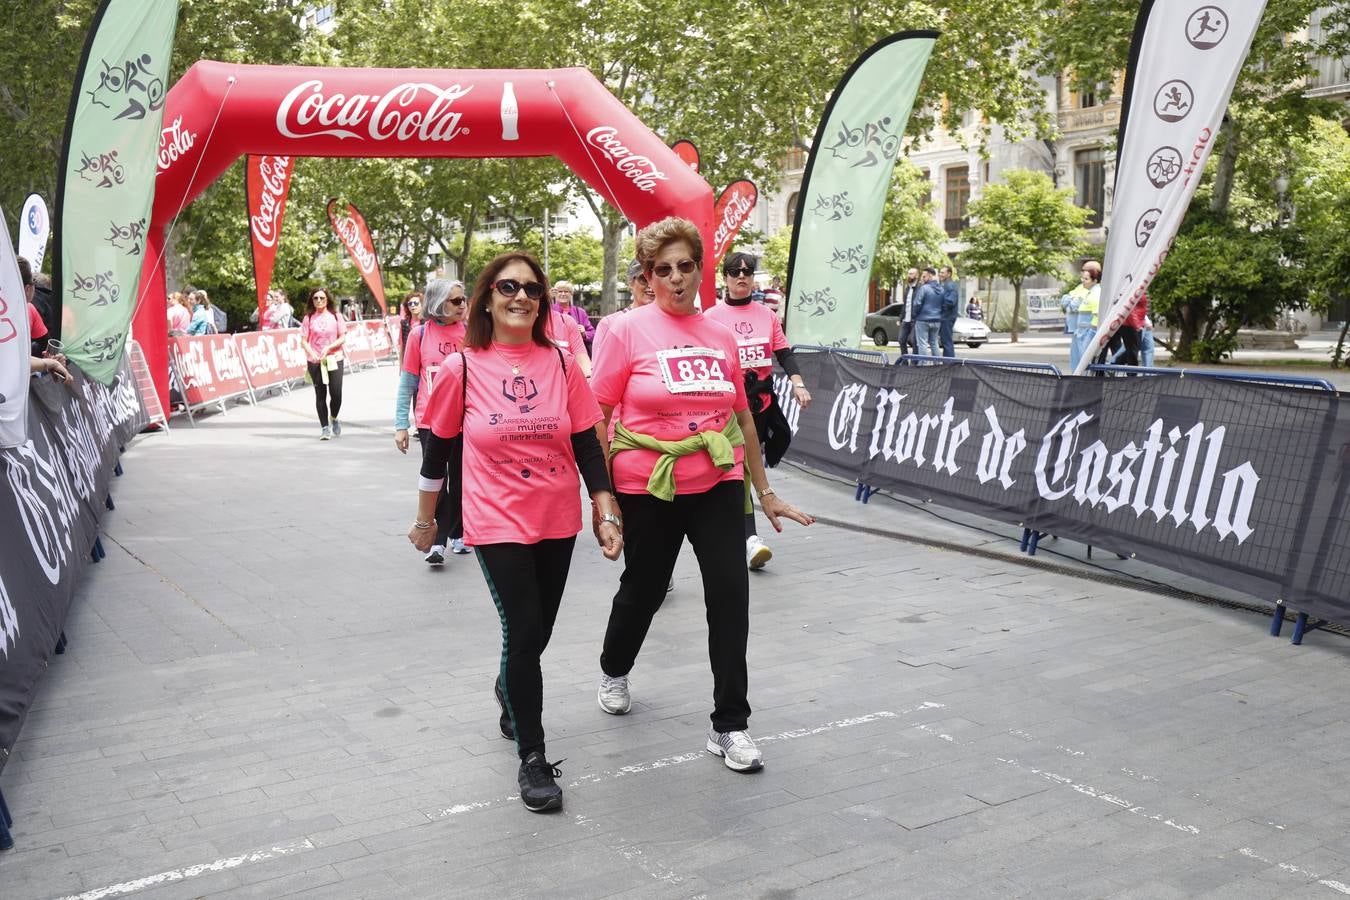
[460,353,468,430]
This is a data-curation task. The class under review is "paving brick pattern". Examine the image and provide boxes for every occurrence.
[3,364,1350,899]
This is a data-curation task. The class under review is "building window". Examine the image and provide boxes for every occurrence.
[786,192,800,228]
[1074,147,1105,228]
[1077,88,1098,108]
[944,166,969,236]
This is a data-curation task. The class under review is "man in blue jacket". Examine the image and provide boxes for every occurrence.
[938,265,959,357]
[914,268,944,356]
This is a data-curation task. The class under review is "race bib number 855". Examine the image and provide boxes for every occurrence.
[656,346,733,394]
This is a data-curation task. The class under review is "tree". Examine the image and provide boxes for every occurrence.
[1036,1,1350,357]
[958,169,1089,342]
[761,226,793,283]
[1292,117,1350,367]
[872,159,949,294]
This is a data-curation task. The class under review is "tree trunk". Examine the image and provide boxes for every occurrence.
[1335,315,1349,369]
[599,211,626,315]
[1010,279,1022,343]
[1208,115,1241,220]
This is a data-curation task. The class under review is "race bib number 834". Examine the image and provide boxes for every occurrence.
[656,346,733,394]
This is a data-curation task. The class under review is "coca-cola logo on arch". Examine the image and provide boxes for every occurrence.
[156,115,196,173]
[586,126,669,194]
[276,79,473,142]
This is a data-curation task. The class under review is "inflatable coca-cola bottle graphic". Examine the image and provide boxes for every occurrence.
[500,82,519,141]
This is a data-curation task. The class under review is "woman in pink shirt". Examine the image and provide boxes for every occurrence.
[394,279,469,562]
[589,217,813,774]
[407,252,623,813]
[703,251,813,571]
[299,286,347,440]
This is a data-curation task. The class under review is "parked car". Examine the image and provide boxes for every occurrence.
[864,304,991,348]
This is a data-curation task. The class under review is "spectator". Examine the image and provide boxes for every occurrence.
[17,257,49,356]
[408,251,622,813]
[300,286,347,440]
[590,216,813,774]
[270,289,297,329]
[1141,315,1157,368]
[913,267,943,356]
[761,276,785,319]
[1068,262,1102,371]
[898,268,921,354]
[966,296,984,321]
[167,291,191,335]
[186,290,216,335]
[937,265,959,357]
[1111,292,1148,367]
[552,281,595,350]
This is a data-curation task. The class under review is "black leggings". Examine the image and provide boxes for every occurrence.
[476,537,576,760]
[602,480,751,733]
[307,360,344,426]
[417,430,463,545]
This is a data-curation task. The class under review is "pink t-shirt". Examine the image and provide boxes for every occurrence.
[702,299,789,379]
[544,307,584,354]
[301,311,345,360]
[402,320,467,428]
[425,342,602,546]
[167,304,190,333]
[28,303,48,340]
[589,303,748,496]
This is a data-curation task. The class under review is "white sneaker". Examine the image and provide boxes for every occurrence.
[425,545,445,566]
[666,576,675,593]
[450,538,471,555]
[597,673,631,715]
[707,728,763,772]
[331,419,342,437]
[319,425,332,441]
[746,535,772,571]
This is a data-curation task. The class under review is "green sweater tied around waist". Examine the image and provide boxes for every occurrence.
[610,416,751,512]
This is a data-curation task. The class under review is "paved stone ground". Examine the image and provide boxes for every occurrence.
[4,362,1350,900]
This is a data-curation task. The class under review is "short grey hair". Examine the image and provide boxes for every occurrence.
[423,279,465,319]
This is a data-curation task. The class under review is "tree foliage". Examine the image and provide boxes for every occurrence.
[872,159,949,291]
[1292,117,1350,367]
[959,169,1088,341]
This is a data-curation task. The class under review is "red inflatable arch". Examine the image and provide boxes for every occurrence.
[137,61,715,408]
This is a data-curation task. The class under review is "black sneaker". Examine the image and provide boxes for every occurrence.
[517,752,563,812]
[494,677,514,740]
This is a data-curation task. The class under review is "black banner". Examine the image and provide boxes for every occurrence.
[0,357,147,774]
[778,354,1350,626]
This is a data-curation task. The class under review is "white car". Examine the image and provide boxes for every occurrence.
[953,316,990,348]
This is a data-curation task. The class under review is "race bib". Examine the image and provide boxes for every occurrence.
[736,338,772,370]
[656,347,733,395]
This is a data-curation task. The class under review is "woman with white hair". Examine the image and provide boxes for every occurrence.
[394,279,470,561]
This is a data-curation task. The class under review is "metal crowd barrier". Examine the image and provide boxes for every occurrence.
[893,354,1064,376]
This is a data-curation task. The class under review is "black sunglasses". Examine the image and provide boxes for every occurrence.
[492,278,546,300]
[651,259,699,278]
[447,296,466,306]
[724,266,754,277]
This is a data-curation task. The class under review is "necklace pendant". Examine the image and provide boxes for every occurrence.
[511,365,521,376]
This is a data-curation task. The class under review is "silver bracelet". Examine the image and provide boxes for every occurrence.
[413,519,434,530]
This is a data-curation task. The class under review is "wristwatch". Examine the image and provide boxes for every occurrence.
[598,512,622,528]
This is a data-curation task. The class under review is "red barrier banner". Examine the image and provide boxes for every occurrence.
[233,328,306,391]
[170,334,252,407]
[246,154,294,318]
[327,199,388,315]
[712,179,758,266]
[364,319,393,360]
[343,320,374,365]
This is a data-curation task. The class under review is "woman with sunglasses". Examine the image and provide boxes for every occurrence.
[703,251,812,571]
[300,286,347,440]
[408,252,623,813]
[589,218,813,773]
[395,279,470,563]
[399,291,424,357]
